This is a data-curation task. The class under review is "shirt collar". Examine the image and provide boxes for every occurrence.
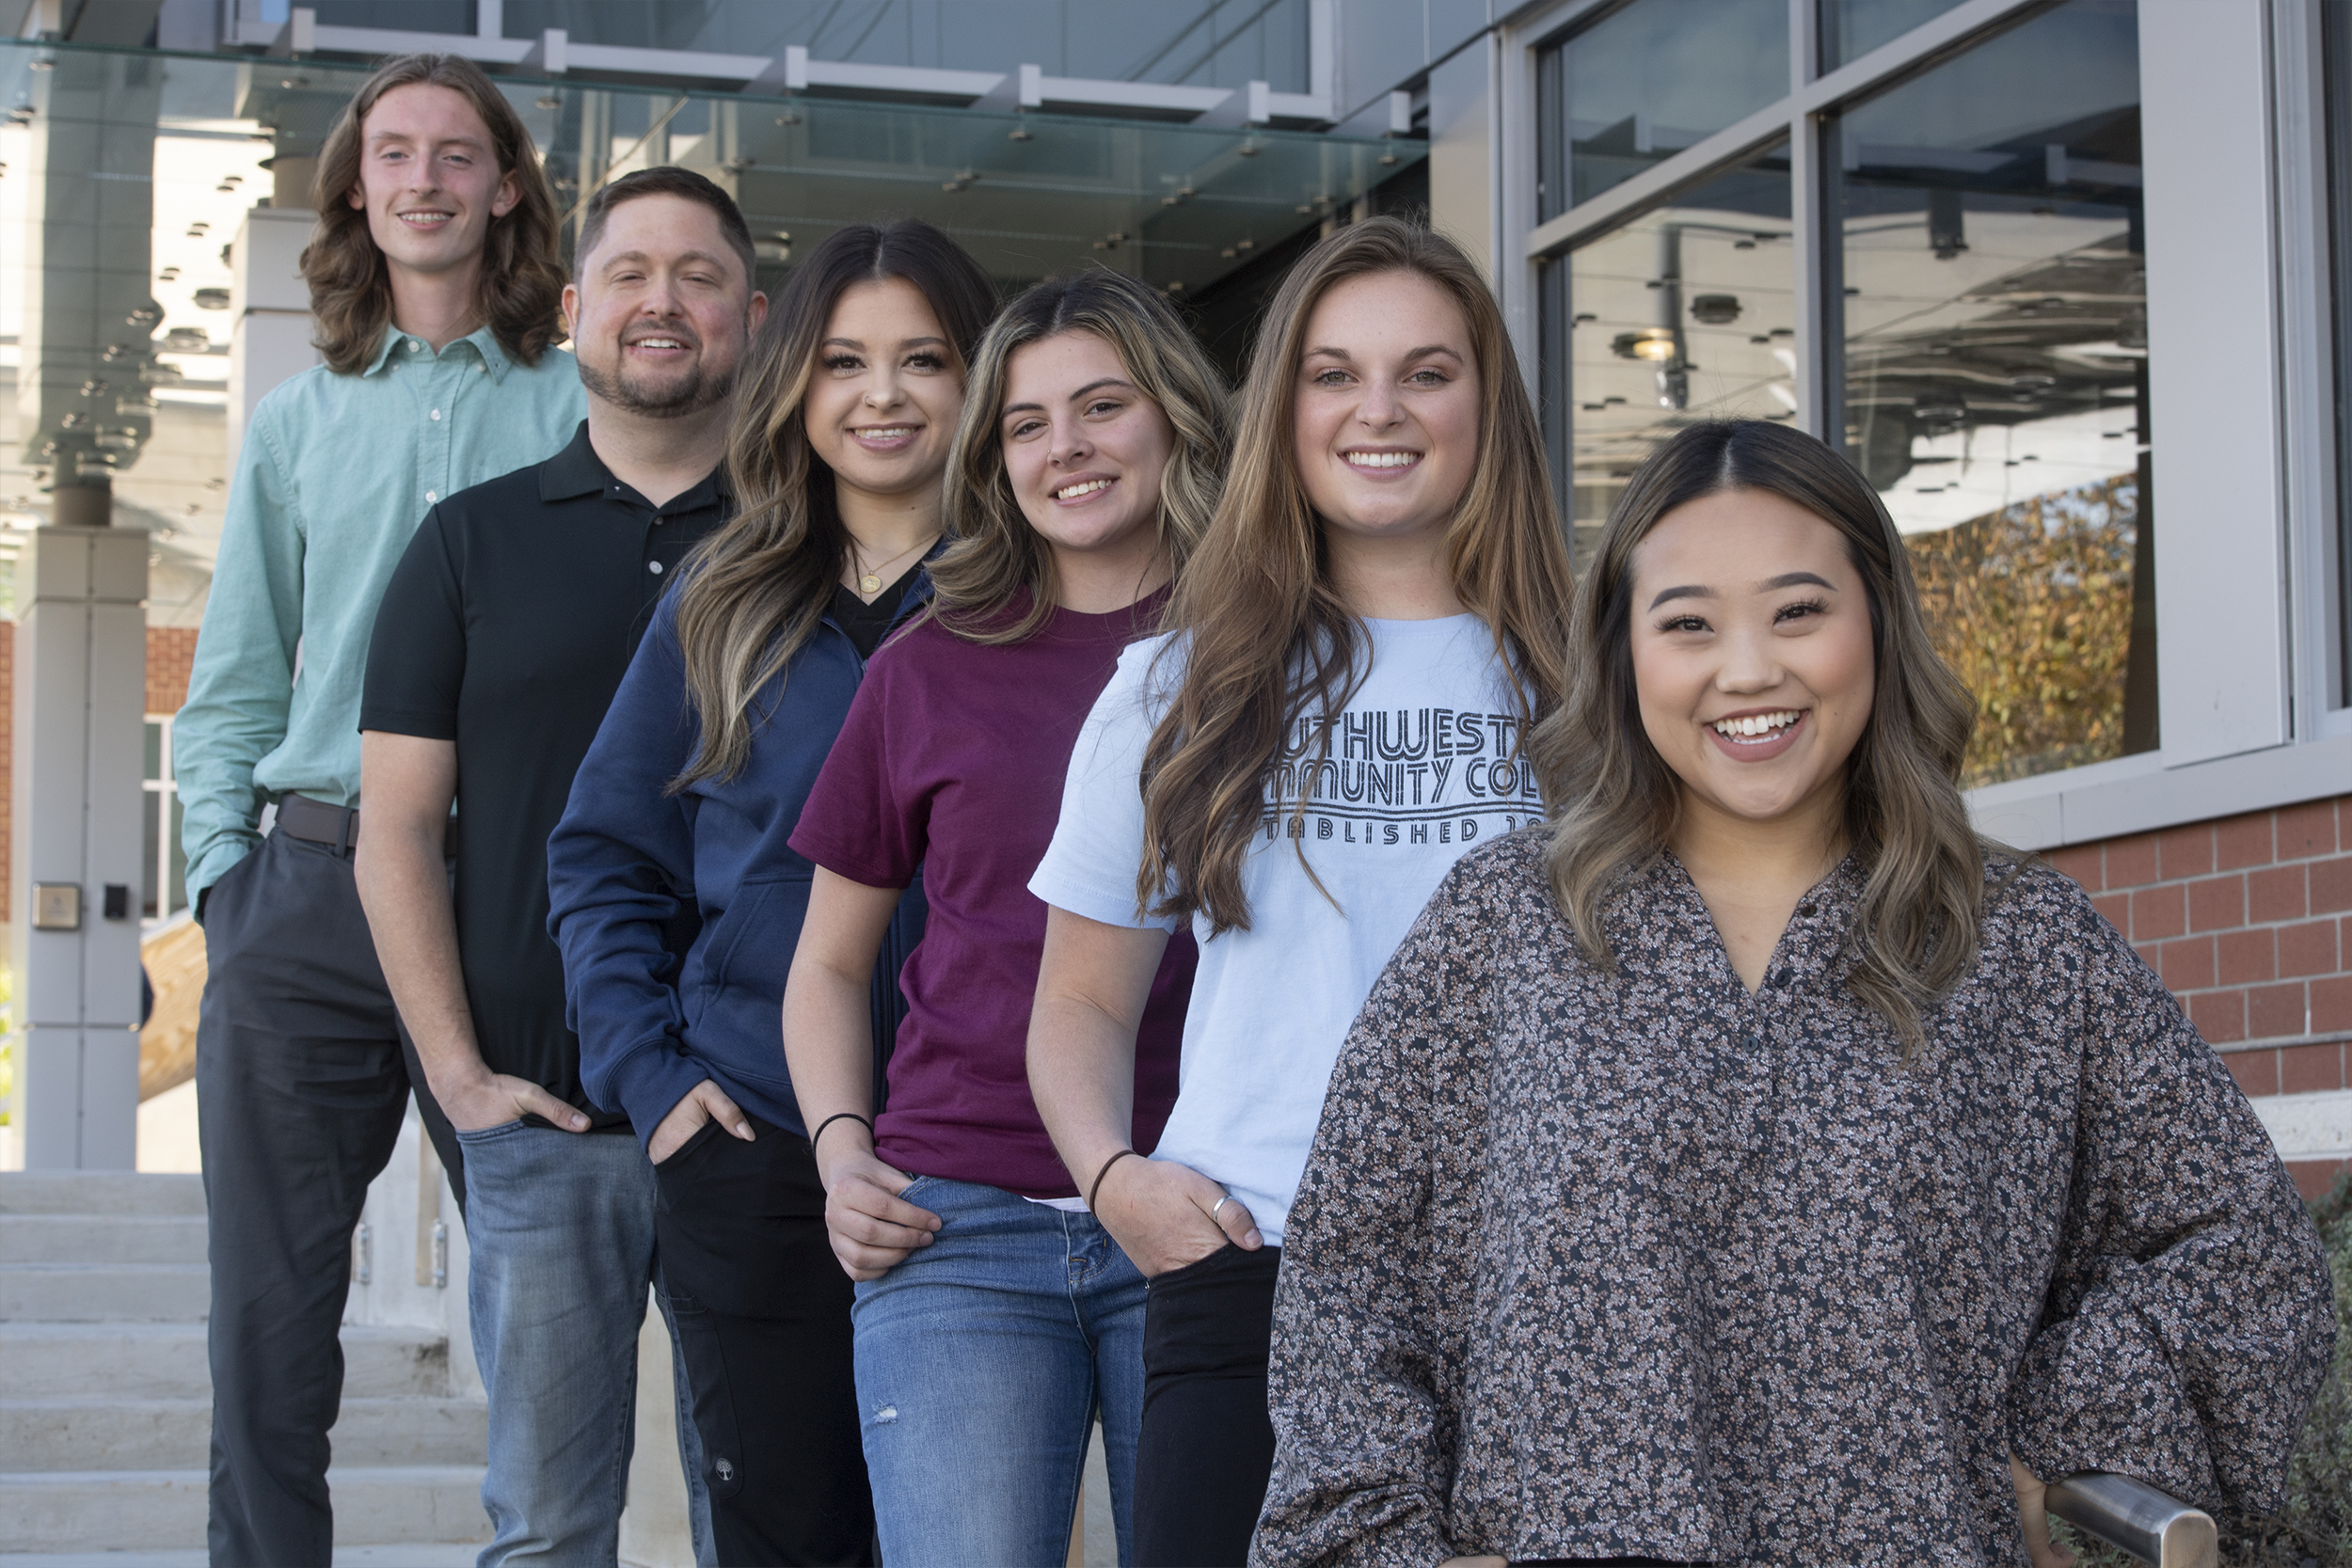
[537,419,735,511]
[361,321,516,381]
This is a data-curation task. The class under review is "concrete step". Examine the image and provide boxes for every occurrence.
[3,1395,487,1472]
[0,1547,481,1567]
[0,1264,209,1323]
[0,1323,451,1401]
[0,1466,491,1551]
[0,1214,208,1266]
[0,1176,205,1218]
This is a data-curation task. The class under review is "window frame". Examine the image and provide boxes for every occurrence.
[1494,0,2352,851]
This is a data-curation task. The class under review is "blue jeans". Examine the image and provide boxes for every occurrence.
[456,1120,713,1567]
[851,1175,1146,1568]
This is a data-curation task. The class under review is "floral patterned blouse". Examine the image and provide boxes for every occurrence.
[1254,832,2334,1567]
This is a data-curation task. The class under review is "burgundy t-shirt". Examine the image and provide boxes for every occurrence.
[788,591,1194,1198]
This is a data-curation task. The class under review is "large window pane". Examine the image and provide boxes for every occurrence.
[1536,0,1788,220]
[1832,0,2151,784]
[1820,0,1971,71]
[1559,145,1794,567]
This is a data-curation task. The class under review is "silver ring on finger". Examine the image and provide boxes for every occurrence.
[1211,1196,1232,1223]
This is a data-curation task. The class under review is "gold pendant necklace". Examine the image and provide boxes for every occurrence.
[859,571,882,594]
[849,533,934,598]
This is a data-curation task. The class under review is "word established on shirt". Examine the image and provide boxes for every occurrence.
[1263,705,1540,848]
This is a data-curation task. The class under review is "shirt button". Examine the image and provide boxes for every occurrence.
[425,490,437,503]
[648,560,664,575]
[429,408,441,421]
[407,338,422,352]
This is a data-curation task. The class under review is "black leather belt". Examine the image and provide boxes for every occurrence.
[275,792,454,856]
[275,791,360,854]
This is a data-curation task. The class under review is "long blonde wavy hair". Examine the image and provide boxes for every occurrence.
[668,220,996,787]
[1136,217,1576,934]
[929,269,1232,644]
[1529,419,1990,1053]
[302,54,565,373]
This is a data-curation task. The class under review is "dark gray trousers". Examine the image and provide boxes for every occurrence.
[196,830,450,1567]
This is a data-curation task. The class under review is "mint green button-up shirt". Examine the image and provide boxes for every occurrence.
[175,322,586,908]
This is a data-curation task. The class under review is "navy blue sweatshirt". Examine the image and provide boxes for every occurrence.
[547,583,926,1146]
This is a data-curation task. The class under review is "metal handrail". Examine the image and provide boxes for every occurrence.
[2045,1472,2217,1568]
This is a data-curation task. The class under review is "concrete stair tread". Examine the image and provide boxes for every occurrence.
[0,1549,480,1567]
[0,1215,209,1266]
[0,1176,207,1217]
[0,1466,491,1550]
[4,1395,488,1472]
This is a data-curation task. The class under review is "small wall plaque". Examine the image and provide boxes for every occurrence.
[32,882,80,930]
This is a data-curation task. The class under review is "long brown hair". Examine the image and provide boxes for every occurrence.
[1136,217,1575,934]
[302,54,565,373]
[1528,419,1986,1053]
[930,270,1231,644]
[669,220,996,788]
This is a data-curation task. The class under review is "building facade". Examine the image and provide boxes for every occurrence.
[0,0,2345,1181]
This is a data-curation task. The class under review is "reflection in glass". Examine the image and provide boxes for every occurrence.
[1820,0,1971,71]
[1535,0,1788,220]
[1832,0,2151,784]
[1557,146,1793,568]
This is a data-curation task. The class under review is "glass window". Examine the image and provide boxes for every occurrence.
[1554,144,1794,567]
[1820,0,1972,71]
[2327,0,2352,707]
[1536,0,1788,221]
[1830,0,2151,785]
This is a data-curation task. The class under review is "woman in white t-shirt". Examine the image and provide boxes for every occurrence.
[1025,216,1577,1567]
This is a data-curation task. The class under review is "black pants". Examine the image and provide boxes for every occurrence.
[1134,1243,1283,1568]
[198,832,437,1567]
[655,1115,876,1566]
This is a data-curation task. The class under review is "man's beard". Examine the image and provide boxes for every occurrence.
[579,350,737,419]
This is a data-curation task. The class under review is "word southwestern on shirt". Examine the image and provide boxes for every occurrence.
[1263,705,1542,847]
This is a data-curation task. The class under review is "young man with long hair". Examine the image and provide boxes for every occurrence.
[354,166,764,1567]
[171,54,582,1566]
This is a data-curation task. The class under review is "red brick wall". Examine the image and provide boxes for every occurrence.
[146,626,198,717]
[2044,794,2352,1196]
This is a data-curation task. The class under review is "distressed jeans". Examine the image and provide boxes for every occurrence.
[457,1119,711,1567]
[851,1175,1147,1568]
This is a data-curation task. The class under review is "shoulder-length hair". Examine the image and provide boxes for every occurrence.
[668,219,996,788]
[1136,216,1575,935]
[301,54,566,373]
[1527,418,1984,1053]
[928,269,1232,645]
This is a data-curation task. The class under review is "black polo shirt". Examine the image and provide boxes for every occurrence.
[360,420,728,1128]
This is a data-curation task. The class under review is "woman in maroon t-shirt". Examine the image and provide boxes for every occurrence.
[779,271,1231,1567]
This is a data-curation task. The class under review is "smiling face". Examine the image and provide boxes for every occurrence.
[999,329,1177,579]
[1629,487,1878,842]
[802,277,963,503]
[345,82,517,279]
[564,193,766,420]
[1292,269,1482,550]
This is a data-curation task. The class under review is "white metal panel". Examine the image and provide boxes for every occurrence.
[1427,36,1498,282]
[2141,0,2292,764]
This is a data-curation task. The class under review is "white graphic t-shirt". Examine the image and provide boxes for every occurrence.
[1029,613,1541,1243]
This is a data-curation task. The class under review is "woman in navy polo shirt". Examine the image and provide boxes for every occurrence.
[546,219,993,1567]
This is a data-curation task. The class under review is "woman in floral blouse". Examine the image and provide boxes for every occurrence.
[1254,419,2336,1568]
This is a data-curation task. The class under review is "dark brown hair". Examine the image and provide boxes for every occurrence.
[1527,419,1986,1053]
[669,220,996,787]
[929,269,1231,644]
[575,166,756,284]
[1136,217,1576,934]
[301,54,565,373]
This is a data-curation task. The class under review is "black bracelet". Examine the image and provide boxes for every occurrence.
[809,1111,874,1152]
[1088,1148,1138,1211]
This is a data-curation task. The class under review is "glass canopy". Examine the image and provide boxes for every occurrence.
[0,36,1422,610]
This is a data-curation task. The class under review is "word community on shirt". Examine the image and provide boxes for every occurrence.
[1262,705,1542,849]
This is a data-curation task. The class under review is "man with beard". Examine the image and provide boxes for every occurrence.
[354,166,763,1564]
